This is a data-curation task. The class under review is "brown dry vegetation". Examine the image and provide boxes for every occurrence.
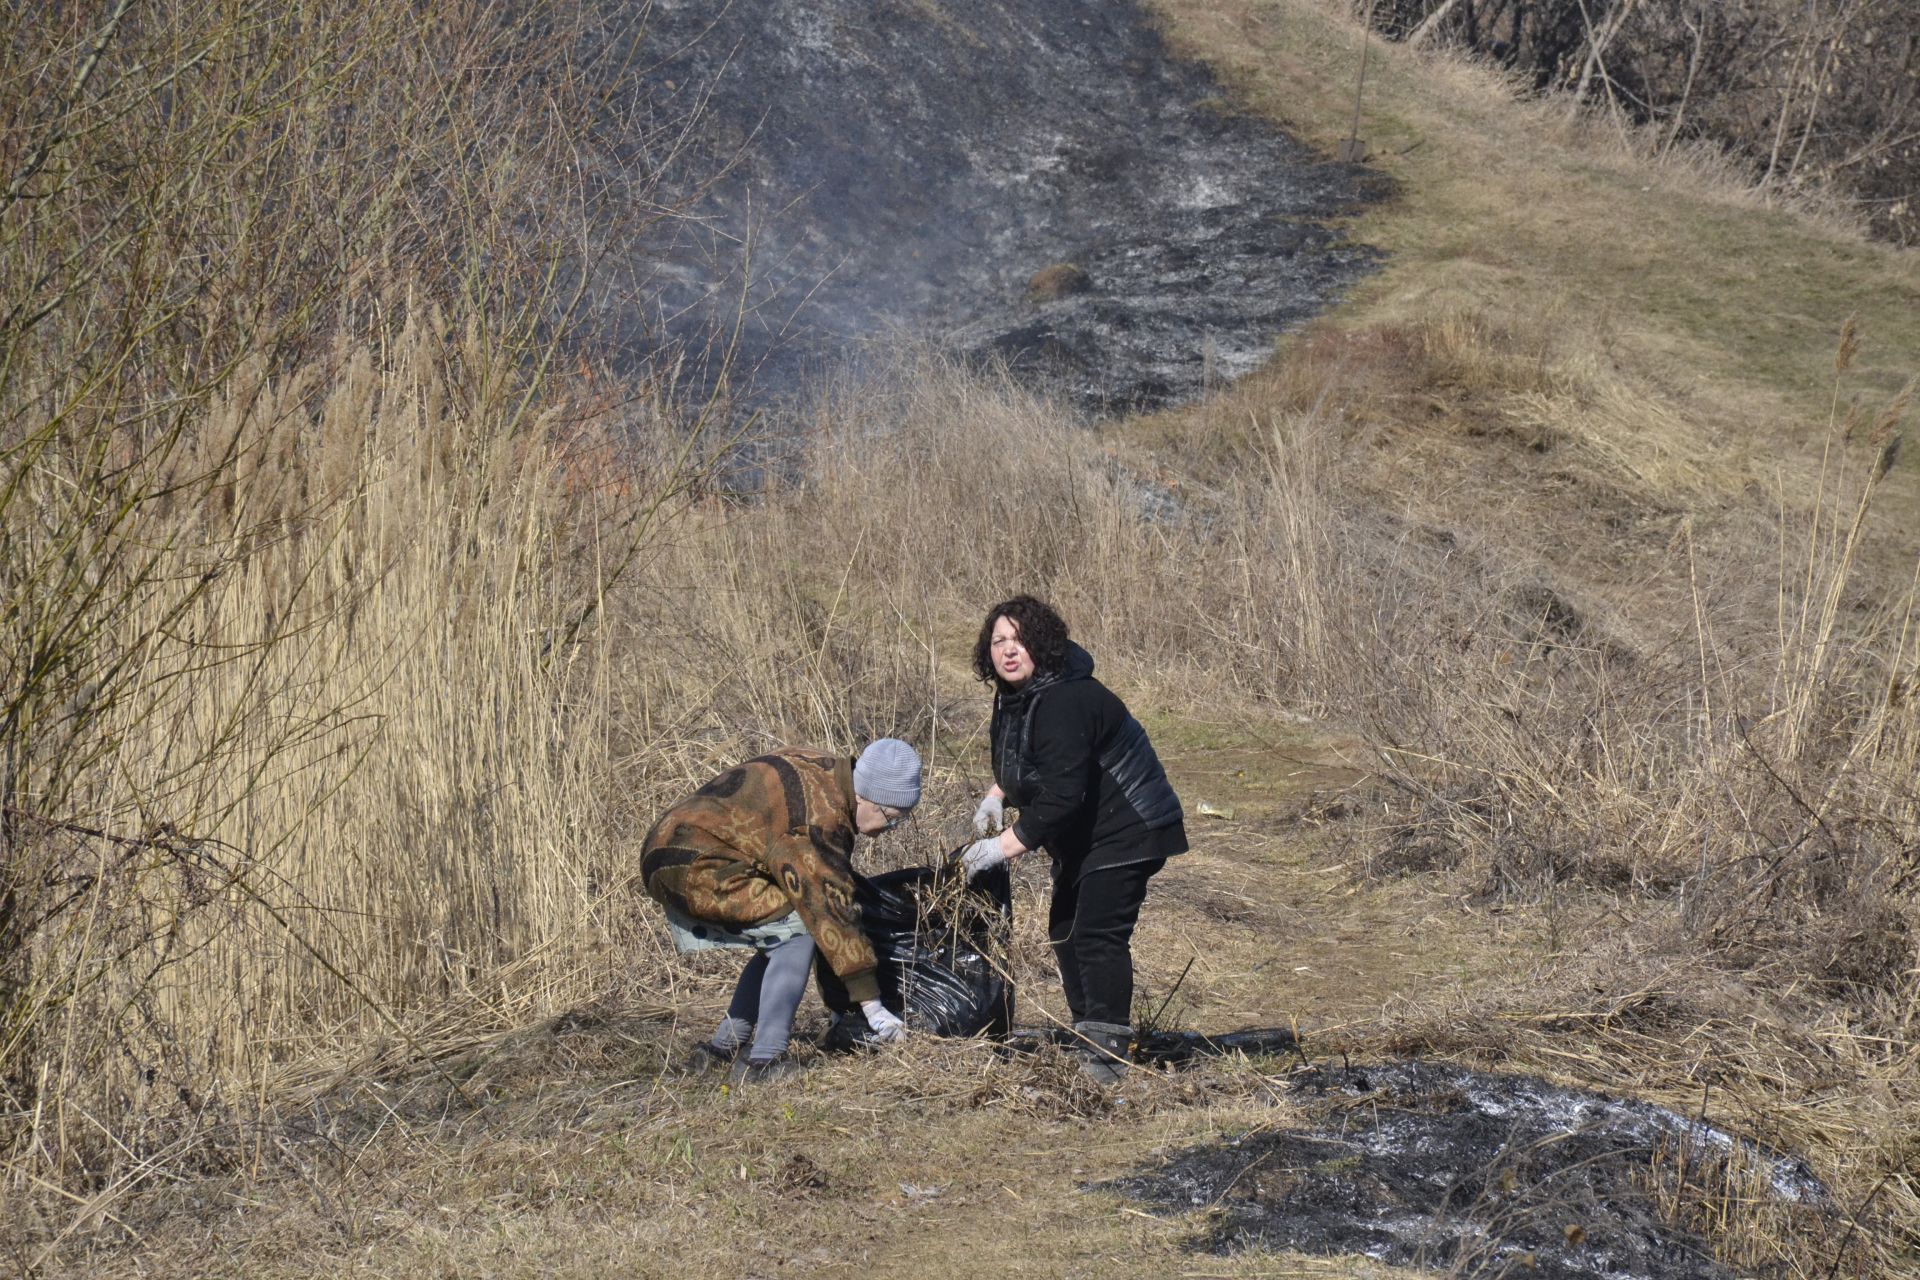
[4,1,1920,1277]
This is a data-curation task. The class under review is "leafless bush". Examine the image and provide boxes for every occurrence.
[1367,0,1920,242]
[0,0,723,1227]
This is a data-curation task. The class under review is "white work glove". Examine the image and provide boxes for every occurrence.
[960,836,1009,879]
[861,999,906,1043]
[972,792,1005,836]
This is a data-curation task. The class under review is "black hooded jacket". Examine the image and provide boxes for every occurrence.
[990,643,1187,880]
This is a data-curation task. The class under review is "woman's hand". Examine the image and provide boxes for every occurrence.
[959,837,1005,877]
[861,999,906,1043]
[959,828,1026,879]
[972,787,1006,836]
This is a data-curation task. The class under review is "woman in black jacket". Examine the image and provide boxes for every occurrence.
[958,595,1186,1083]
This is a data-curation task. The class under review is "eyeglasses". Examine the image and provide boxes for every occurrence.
[876,804,908,830]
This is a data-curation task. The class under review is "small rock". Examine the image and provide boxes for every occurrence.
[1026,263,1091,302]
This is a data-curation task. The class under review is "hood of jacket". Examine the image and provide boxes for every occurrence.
[1001,641,1095,705]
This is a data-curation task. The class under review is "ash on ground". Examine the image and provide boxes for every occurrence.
[625,0,1384,416]
[1111,1059,1826,1280]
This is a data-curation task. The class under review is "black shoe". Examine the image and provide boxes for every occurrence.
[682,1040,744,1073]
[729,1053,806,1085]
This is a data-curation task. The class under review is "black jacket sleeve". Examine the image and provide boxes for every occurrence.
[1009,682,1103,851]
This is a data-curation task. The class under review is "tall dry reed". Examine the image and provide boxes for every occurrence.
[2,311,710,1193]
[0,0,706,1212]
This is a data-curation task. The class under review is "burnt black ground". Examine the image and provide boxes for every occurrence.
[622,0,1384,416]
[999,1025,1304,1065]
[1111,1060,1829,1280]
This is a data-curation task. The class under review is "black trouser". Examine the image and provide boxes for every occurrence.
[1048,857,1165,1026]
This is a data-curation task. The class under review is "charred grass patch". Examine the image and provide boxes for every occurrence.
[1369,963,1916,1277]
[1114,1058,1840,1280]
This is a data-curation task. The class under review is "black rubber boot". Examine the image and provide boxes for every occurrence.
[1071,1020,1133,1086]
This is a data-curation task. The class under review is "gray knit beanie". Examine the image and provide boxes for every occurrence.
[853,738,922,810]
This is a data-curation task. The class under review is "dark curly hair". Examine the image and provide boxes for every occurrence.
[972,595,1072,685]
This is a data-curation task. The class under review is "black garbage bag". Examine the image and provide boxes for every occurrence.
[815,859,1013,1050]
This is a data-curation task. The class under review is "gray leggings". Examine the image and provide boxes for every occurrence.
[726,933,817,1061]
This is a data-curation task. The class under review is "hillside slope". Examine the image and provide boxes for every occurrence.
[630,0,1380,412]
[8,3,1918,1278]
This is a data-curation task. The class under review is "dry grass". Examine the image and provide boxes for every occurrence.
[0,0,705,1244]
[0,314,700,1232]
[9,340,1915,1274]
[4,1,1920,1277]
[1146,0,1920,513]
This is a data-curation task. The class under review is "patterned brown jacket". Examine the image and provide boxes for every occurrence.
[640,748,879,1003]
